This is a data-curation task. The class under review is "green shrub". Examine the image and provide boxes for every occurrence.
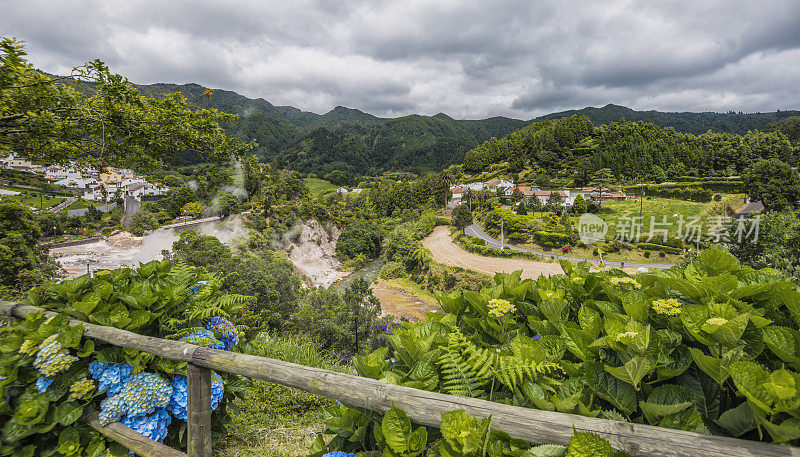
[379,261,406,279]
[319,248,800,453]
[533,230,573,247]
[643,250,651,258]
[0,261,249,455]
[336,220,383,260]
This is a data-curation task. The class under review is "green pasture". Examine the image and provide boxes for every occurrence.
[304,178,337,196]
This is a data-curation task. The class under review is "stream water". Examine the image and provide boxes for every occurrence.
[334,258,384,291]
[50,217,248,277]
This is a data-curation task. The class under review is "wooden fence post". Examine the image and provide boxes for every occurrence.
[187,363,212,457]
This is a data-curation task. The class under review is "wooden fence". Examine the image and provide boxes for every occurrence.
[1,300,799,457]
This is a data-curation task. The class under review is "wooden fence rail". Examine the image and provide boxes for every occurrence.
[2,300,799,457]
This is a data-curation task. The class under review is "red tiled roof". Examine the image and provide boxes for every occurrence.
[534,190,567,197]
[485,178,501,185]
[451,187,464,193]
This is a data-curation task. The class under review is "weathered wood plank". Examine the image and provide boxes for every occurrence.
[4,301,799,457]
[191,348,800,457]
[0,302,198,362]
[83,412,186,457]
[187,364,212,457]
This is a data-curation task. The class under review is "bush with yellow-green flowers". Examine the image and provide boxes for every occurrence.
[312,248,800,456]
[0,260,249,456]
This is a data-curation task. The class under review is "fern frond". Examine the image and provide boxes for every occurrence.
[437,330,488,397]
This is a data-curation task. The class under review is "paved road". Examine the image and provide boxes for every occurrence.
[464,223,675,270]
[122,196,140,226]
[50,197,77,213]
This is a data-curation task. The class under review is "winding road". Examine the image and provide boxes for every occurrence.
[423,226,564,279]
[464,223,674,270]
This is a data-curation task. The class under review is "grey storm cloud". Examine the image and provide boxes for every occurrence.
[2,0,799,119]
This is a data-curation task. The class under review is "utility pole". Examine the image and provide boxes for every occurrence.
[640,184,644,217]
[353,307,358,356]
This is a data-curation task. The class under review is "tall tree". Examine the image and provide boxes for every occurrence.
[452,204,473,230]
[742,158,800,211]
[1,37,254,170]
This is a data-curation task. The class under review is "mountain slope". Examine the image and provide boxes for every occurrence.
[535,104,800,135]
[61,74,800,174]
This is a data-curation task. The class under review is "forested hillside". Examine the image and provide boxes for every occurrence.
[536,103,800,136]
[133,83,528,174]
[63,76,800,176]
[464,114,799,182]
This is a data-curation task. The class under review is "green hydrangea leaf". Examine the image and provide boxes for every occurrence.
[53,402,82,426]
[565,431,613,457]
[639,385,694,424]
[521,444,567,457]
[382,406,413,455]
[56,426,80,456]
[728,361,773,413]
[714,402,756,437]
[440,409,488,455]
[757,416,800,443]
[680,306,714,346]
[585,363,637,415]
[712,313,749,347]
[604,357,655,390]
[763,326,800,370]
[14,391,48,426]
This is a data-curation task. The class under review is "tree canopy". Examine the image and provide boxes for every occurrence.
[0,37,253,170]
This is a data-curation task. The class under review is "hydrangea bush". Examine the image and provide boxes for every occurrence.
[313,248,800,455]
[0,260,250,456]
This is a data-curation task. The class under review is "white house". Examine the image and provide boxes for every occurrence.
[54,177,99,189]
[125,182,168,199]
[484,178,515,192]
[1,154,44,172]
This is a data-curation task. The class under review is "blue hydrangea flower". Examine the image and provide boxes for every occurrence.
[167,372,224,421]
[122,408,171,443]
[187,280,209,296]
[88,362,133,397]
[322,452,356,457]
[531,334,542,341]
[180,330,225,350]
[36,377,53,393]
[98,372,172,425]
[206,316,239,350]
[33,339,77,377]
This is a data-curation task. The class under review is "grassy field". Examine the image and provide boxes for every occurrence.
[216,334,347,457]
[0,188,64,211]
[63,198,100,212]
[596,194,747,239]
[304,178,337,196]
[491,194,748,264]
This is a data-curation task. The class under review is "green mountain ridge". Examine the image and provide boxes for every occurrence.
[57,74,800,174]
[535,103,800,136]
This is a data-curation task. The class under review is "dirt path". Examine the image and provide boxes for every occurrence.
[371,279,442,321]
[423,226,564,279]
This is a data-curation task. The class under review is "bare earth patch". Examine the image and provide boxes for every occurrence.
[372,279,442,321]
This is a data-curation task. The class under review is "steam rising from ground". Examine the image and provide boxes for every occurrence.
[276,219,347,287]
[51,216,248,277]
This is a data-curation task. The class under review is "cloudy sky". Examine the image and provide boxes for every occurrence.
[3,0,800,119]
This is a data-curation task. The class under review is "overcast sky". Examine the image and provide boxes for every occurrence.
[3,1,800,119]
